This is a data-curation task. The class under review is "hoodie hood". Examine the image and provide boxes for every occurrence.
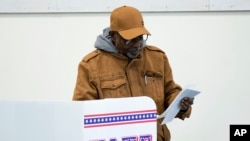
[94,27,147,54]
[94,27,119,53]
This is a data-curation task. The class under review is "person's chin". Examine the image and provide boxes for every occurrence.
[127,52,139,58]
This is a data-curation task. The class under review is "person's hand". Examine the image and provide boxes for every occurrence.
[180,97,194,111]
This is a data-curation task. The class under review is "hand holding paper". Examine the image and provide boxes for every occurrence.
[157,88,201,124]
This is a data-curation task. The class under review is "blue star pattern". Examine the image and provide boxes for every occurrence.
[84,110,157,128]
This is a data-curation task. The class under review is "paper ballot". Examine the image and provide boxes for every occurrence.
[157,88,200,124]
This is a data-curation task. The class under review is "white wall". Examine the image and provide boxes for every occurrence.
[0,12,250,141]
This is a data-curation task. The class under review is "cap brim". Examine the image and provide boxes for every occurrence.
[119,27,151,40]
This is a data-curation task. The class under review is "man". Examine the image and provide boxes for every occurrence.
[73,5,194,141]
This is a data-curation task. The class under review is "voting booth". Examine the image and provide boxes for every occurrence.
[0,96,157,141]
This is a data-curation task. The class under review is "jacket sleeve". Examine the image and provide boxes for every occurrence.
[72,61,98,100]
[163,54,192,120]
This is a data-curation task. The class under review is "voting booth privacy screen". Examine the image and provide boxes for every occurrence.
[0,97,157,141]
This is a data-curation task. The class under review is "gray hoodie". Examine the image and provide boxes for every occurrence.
[94,27,119,53]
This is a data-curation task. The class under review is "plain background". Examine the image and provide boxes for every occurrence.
[0,11,250,141]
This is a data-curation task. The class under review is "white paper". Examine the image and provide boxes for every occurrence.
[157,88,201,124]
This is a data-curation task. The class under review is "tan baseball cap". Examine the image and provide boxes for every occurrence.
[110,5,151,40]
